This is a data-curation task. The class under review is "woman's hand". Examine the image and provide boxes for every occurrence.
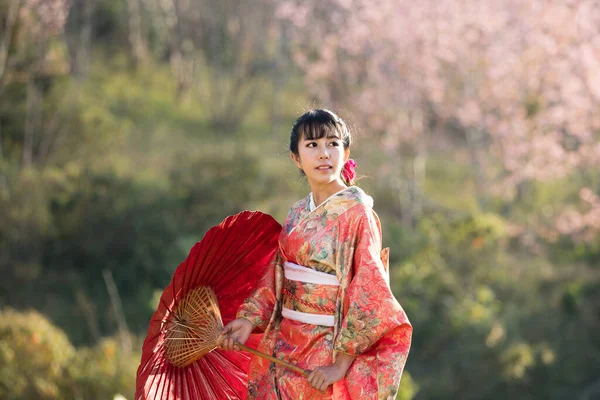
[219,318,254,351]
[307,364,346,391]
[307,352,356,392]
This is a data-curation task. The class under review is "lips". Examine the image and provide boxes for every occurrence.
[316,165,332,170]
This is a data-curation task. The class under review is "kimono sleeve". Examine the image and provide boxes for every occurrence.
[235,249,280,332]
[333,207,412,356]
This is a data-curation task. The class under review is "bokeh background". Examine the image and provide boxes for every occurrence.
[1,0,600,399]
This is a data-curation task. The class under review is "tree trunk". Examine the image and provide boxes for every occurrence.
[157,0,191,99]
[271,22,289,139]
[103,269,133,357]
[465,127,487,210]
[393,154,416,229]
[38,1,94,167]
[22,38,47,168]
[410,109,426,221]
[394,110,427,229]
[75,288,101,343]
[412,145,426,220]
[71,0,95,78]
[0,114,3,162]
[127,0,148,68]
[23,78,42,168]
[0,0,22,89]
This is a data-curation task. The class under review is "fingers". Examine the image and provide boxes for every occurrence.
[219,325,241,351]
[220,334,241,351]
[319,380,328,392]
[221,322,233,336]
[307,368,330,392]
[220,319,253,351]
[220,321,239,350]
[220,336,229,350]
[219,324,232,350]
[220,336,238,351]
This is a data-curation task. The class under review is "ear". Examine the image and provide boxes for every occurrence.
[290,151,302,169]
[344,148,350,162]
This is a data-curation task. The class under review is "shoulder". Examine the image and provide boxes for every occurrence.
[342,188,383,235]
[326,186,374,216]
[339,187,376,220]
[288,194,310,216]
[333,187,378,226]
[343,186,374,209]
[281,194,310,234]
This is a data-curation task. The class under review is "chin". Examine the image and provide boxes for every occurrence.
[312,177,337,185]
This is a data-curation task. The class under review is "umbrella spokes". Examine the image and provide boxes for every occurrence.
[164,286,224,367]
[164,285,311,377]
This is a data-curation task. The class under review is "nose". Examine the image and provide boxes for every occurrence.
[318,144,329,159]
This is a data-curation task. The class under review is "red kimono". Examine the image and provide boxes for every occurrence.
[237,186,412,399]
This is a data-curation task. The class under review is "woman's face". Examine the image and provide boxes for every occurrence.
[291,131,349,186]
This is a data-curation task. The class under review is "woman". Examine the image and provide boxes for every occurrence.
[221,109,412,399]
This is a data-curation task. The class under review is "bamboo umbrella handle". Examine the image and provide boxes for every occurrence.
[235,342,311,377]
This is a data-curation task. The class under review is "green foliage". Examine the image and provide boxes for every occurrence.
[45,167,185,343]
[0,60,296,347]
[0,163,185,344]
[168,142,280,230]
[396,372,418,400]
[0,309,138,400]
[70,337,138,400]
[387,203,600,399]
[0,309,74,399]
[0,167,53,284]
[422,156,480,212]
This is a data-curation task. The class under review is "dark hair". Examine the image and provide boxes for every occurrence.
[289,109,355,185]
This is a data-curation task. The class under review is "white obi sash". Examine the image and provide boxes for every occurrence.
[281,261,339,327]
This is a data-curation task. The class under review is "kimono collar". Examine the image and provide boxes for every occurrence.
[307,186,373,212]
[308,193,316,212]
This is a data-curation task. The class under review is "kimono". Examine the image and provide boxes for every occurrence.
[237,186,412,400]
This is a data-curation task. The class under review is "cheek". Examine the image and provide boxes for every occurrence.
[295,149,311,166]
[296,148,308,161]
[333,148,345,162]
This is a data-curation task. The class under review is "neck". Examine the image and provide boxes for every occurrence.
[309,180,348,207]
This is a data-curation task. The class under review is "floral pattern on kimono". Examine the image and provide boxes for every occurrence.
[237,186,412,400]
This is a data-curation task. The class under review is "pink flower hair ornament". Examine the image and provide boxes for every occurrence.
[342,159,357,183]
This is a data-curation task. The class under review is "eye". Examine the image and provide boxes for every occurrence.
[329,140,340,146]
[306,141,317,148]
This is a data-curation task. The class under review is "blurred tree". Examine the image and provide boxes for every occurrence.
[151,0,284,130]
[126,0,148,68]
[42,167,184,343]
[0,308,139,399]
[69,335,138,399]
[278,0,600,240]
[0,0,71,168]
[0,309,75,399]
[0,0,22,88]
[64,0,96,78]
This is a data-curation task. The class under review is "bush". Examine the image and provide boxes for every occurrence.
[0,308,139,399]
[0,309,74,399]
[70,336,138,400]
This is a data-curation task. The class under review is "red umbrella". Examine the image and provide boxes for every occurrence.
[136,211,281,400]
